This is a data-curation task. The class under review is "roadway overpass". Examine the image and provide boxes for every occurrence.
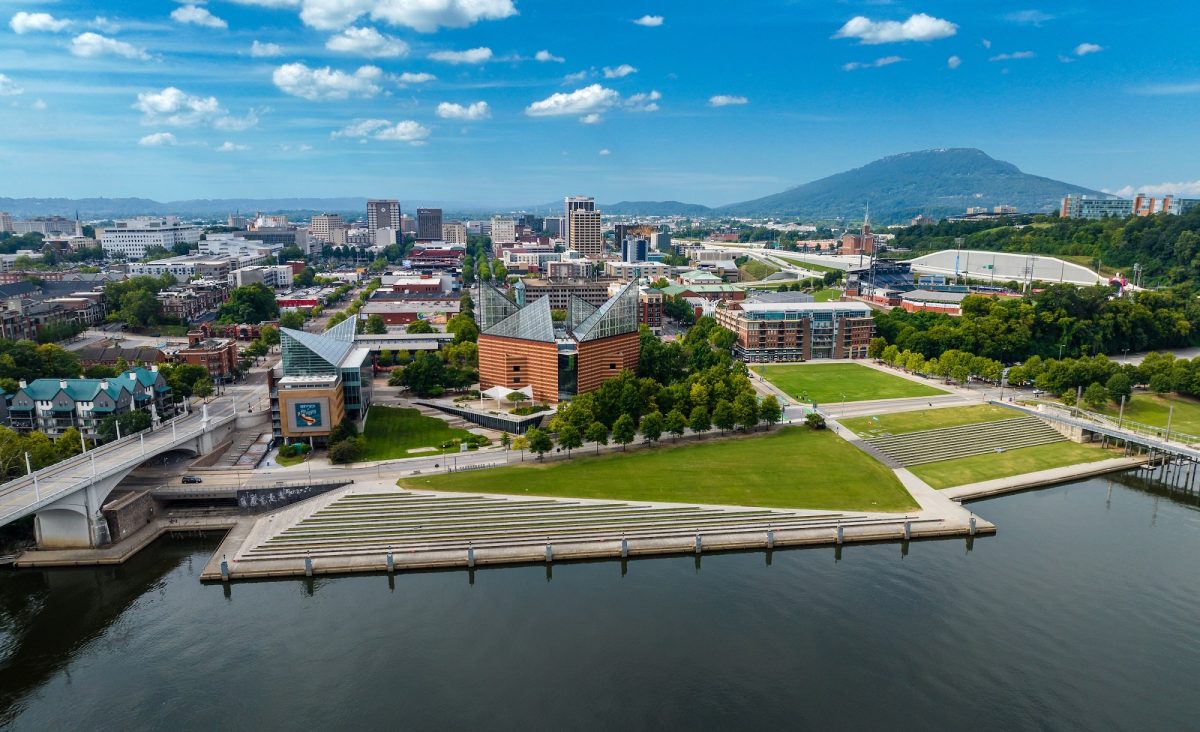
[0,398,240,549]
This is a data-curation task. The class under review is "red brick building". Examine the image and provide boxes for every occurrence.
[175,329,239,378]
[715,301,875,362]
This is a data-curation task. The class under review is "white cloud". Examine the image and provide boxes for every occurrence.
[625,90,660,112]
[216,141,249,152]
[603,64,637,78]
[833,13,957,45]
[947,55,961,69]
[326,26,409,57]
[0,74,24,96]
[709,94,748,107]
[535,49,564,63]
[332,118,430,144]
[69,33,150,60]
[1110,181,1200,198]
[563,69,590,83]
[281,143,314,152]
[989,51,1036,61]
[982,38,992,49]
[1075,42,1103,56]
[138,132,177,146]
[1005,10,1054,25]
[134,87,260,132]
[250,40,283,57]
[90,16,120,33]
[843,55,904,71]
[428,47,492,64]
[32,98,46,110]
[598,148,610,155]
[171,5,228,29]
[436,101,490,120]
[272,62,383,100]
[10,12,70,34]
[525,84,620,123]
[633,15,663,27]
[231,0,517,32]
[396,71,436,84]
[1132,82,1200,96]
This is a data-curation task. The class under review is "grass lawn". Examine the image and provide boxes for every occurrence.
[360,406,480,461]
[275,450,308,467]
[739,260,780,280]
[753,363,947,405]
[1094,393,1200,437]
[813,288,841,302]
[910,441,1115,489]
[841,404,1017,438]
[776,255,840,273]
[400,426,918,512]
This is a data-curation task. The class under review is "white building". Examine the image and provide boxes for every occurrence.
[310,213,344,242]
[490,216,516,244]
[128,255,231,280]
[199,233,281,266]
[100,217,202,259]
[442,222,467,244]
[231,264,294,289]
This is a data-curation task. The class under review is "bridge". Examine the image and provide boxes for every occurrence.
[0,398,240,549]
[1001,401,1200,461]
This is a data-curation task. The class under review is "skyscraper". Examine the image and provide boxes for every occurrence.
[564,196,595,250]
[416,208,443,241]
[569,209,602,258]
[367,199,401,242]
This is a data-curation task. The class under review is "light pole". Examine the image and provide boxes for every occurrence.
[1123,348,1130,363]
[841,393,846,417]
[1058,344,1065,360]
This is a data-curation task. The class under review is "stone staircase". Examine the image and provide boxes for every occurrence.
[866,416,1065,467]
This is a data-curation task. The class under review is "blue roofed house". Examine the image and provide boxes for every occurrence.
[7,366,176,441]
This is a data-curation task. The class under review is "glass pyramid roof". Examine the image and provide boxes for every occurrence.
[324,316,358,343]
[567,296,598,330]
[484,295,555,343]
[282,327,354,375]
[574,281,639,343]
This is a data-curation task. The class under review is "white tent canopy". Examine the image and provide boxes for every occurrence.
[482,385,532,401]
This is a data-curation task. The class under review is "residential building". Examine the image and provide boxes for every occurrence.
[442,222,467,244]
[100,217,202,259]
[639,287,664,335]
[714,301,874,362]
[75,341,167,368]
[367,199,401,241]
[310,213,344,242]
[155,279,229,322]
[478,281,640,403]
[174,328,239,379]
[129,255,231,280]
[520,277,616,310]
[231,264,294,289]
[0,212,11,233]
[491,216,517,244]
[8,367,175,441]
[604,261,671,281]
[416,208,443,241]
[269,318,374,443]
[564,196,596,252]
[568,208,602,258]
[199,233,280,266]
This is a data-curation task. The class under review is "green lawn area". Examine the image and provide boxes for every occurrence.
[275,450,308,467]
[738,260,780,280]
[360,406,480,461]
[1093,393,1200,437]
[400,426,918,512]
[841,405,1017,438]
[813,288,841,302]
[910,441,1115,489]
[753,363,947,405]
[776,255,840,273]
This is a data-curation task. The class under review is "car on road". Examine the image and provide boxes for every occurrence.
[1032,389,1045,396]
[181,475,203,484]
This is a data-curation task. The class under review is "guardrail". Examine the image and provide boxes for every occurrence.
[1019,399,1200,445]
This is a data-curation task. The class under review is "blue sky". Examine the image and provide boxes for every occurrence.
[1,0,1198,206]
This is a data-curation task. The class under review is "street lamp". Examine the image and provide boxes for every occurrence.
[1123,348,1130,363]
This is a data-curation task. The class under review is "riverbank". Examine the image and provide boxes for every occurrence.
[942,456,1147,502]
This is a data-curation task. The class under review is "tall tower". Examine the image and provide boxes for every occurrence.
[416,208,443,241]
[564,196,595,250]
[367,199,401,242]
[568,209,602,259]
[74,210,83,237]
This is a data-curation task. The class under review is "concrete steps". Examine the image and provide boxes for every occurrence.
[866,416,1064,466]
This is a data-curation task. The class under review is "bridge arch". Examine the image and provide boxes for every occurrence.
[35,507,91,549]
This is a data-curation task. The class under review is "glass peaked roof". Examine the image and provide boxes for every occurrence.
[282,327,354,375]
[567,296,598,330]
[324,316,358,343]
[485,295,555,343]
[574,281,640,343]
[478,283,520,332]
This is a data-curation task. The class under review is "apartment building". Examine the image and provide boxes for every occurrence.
[100,217,202,259]
[715,300,874,362]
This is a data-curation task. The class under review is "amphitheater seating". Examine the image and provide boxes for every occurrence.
[866,416,1065,467]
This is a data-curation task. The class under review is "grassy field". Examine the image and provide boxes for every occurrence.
[841,404,1017,438]
[274,450,307,467]
[738,260,780,281]
[360,406,479,461]
[1094,393,1200,437]
[775,255,840,273]
[910,441,1115,489]
[753,363,947,405]
[813,288,841,302]
[400,426,918,512]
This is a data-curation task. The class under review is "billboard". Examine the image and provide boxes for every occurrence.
[291,400,326,432]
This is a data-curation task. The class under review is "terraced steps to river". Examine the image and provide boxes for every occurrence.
[866,416,1065,467]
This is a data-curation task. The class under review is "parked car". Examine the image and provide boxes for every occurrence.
[181,475,203,484]
[1032,389,1045,396]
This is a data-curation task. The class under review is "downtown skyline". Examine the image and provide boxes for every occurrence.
[1,0,1198,204]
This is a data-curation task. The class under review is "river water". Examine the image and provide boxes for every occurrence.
[2,474,1199,731]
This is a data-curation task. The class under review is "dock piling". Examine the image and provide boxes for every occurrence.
[969,515,977,537]
[467,542,475,568]
[620,533,628,558]
[304,552,313,578]
[694,533,702,554]
[545,538,553,563]
[836,523,844,545]
[220,554,229,582]
[766,526,775,549]
[903,521,911,541]
[386,546,394,574]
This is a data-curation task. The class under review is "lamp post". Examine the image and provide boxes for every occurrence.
[1123,348,1130,363]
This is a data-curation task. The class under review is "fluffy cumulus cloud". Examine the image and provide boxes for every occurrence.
[326,26,409,57]
[525,84,620,122]
[138,132,177,146]
[272,62,383,100]
[428,47,492,64]
[989,51,1036,62]
[250,40,283,57]
[625,90,660,112]
[171,5,228,29]
[709,94,748,107]
[10,12,70,34]
[633,15,663,27]
[843,55,904,71]
[0,74,24,96]
[947,55,962,69]
[833,13,957,45]
[69,32,150,60]
[603,64,637,79]
[331,118,430,144]
[132,86,259,131]
[535,49,564,63]
[598,148,610,155]
[1075,43,1103,56]
[436,101,490,120]
[230,0,516,33]
[580,113,601,124]
[1111,181,1200,197]
[396,71,436,84]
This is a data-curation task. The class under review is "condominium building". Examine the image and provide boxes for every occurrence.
[231,264,294,289]
[8,367,176,441]
[199,233,280,266]
[564,196,595,251]
[128,255,232,280]
[100,217,202,259]
[520,277,616,310]
[416,208,443,241]
[0,212,11,233]
[442,222,467,244]
[310,213,344,242]
[175,329,239,379]
[714,301,874,362]
[490,216,517,244]
[568,209,603,258]
[367,199,401,241]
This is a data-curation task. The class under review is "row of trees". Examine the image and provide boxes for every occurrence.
[872,341,1004,385]
[0,340,81,392]
[102,274,178,328]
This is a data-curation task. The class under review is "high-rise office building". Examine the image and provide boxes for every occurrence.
[416,208,443,241]
[367,199,401,241]
[621,237,648,263]
[543,216,566,238]
[564,196,595,250]
[442,222,467,244]
[491,216,517,244]
[569,209,603,258]
[310,213,344,242]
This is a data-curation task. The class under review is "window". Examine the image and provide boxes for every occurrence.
[609,363,617,369]
[512,365,521,372]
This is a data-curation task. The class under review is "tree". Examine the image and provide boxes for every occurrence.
[279,311,305,330]
[526,427,552,459]
[402,352,445,396]
[804,412,826,430]
[84,363,119,379]
[1083,382,1110,410]
[557,424,582,457]
[446,313,479,343]
[759,395,782,428]
[512,435,528,461]
[366,314,387,334]
[665,409,687,442]
[712,399,736,434]
[612,413,636,450]
[96,409,152,443]
[328,436,364,464]
[585,421,609,454]
[259,324,280,346]
[868,337,887,359]
[328,416,359,445]
[218,283,279,324]
[640,411,664,444]
[734,393,760,431]
[56,427,84,460]
[406,319,434,334]
[500,432,511,451]
[295,266,317,288]
[193,378,214,402]
[688,405,711,438]
[1106,372,1133,403]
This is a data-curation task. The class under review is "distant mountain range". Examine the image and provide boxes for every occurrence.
[0,149,1108,223]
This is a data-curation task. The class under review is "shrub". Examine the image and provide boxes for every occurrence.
[804,413,826,430]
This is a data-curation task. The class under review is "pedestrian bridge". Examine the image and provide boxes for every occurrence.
[0,399,240,549]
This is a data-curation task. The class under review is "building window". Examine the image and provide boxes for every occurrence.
[512,365,521,372]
